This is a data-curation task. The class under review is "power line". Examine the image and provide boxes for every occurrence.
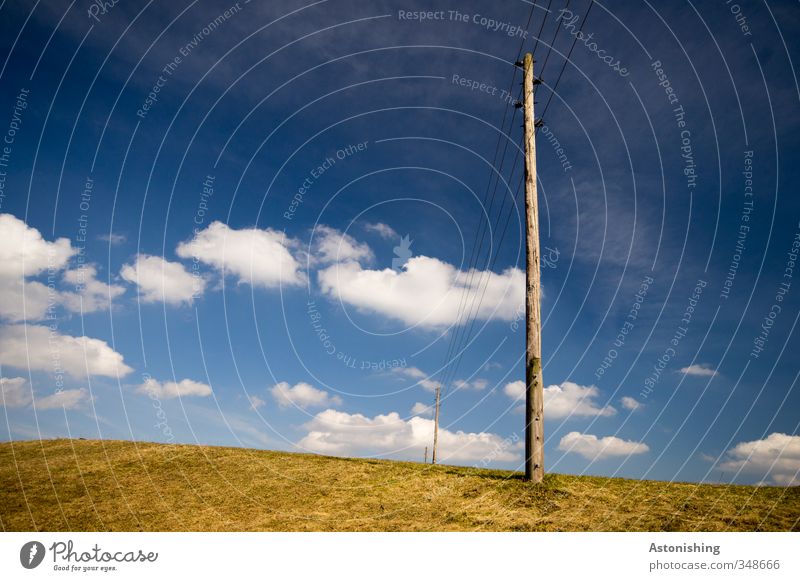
[430,2,544,458]
[438,0,596,409]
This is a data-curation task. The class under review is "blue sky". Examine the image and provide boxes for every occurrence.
[0,0,799,486]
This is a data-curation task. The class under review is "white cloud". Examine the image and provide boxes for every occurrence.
[313,225,373,265]
[0,214,68,322]
[0,324,133,378]
[35,388,90,410]
[719,433,800,486]
[1,265,124,321]
[558,432,649,460]
[454,378,489,391]
[679,364,718,377]
[298,409,522,463]
[248,394,266,410]
[363,222,398,240]
[0,213,75,279]
[0,278,54,322]
[137,378,212,399]
[270,381,342,409]
[60,265,125,313]
[318,255,524,328]
[176,221,305,288]
[545,382,616,419]
[0,377,32,407]
[120,254,202,305]
[504,381,616,419]
[0,215,124,320]
[411,401,433,416]
[393,367,441,392]
[621,396,643,411]
[503,380,525,399]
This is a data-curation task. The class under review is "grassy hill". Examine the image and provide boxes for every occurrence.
[1,439,797,531]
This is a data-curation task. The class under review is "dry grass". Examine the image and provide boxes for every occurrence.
[1,438,798,531]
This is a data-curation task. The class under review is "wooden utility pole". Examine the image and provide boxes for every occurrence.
[522,52,544,483]
[431,385,441,464]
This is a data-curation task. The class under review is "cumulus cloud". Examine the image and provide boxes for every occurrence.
[248,394,266,410]
[35,388,90,410]
[0,213,75,279]
[504,380,525,399]
[411,401,433,416]
[558,432,649,460]
[363,222,398,240]
[120,254,202,305]
[393,367,441,392]
[0,377,33,407]
[0,214,123,320]
[679,364,718,377]
[318,255,524,328]
[137,378,212,399]
[454,378,489,390]
[621,396,643,411]
[60,265,126,313]
[0,278,54,322]
[270,381,342,409]
[0,324,132,378]
[176,221,305,288]
[544,382,616,419]
[504,381,616,419]
[719,433,800,486]
[1,266,124,321]
[312,225,374,265]
[298,409,522,463]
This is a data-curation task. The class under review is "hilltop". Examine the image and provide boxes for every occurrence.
[1,439,797,531]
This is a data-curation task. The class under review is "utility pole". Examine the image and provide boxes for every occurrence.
[521,52,544,483]
[424,446,428,464]
[431,385,441,464]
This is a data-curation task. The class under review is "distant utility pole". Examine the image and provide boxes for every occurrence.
[520,52,544,483]
[424,446,428,464]
[431,385,441,464]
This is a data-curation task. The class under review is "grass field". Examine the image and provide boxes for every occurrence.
[1,438,798,532]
